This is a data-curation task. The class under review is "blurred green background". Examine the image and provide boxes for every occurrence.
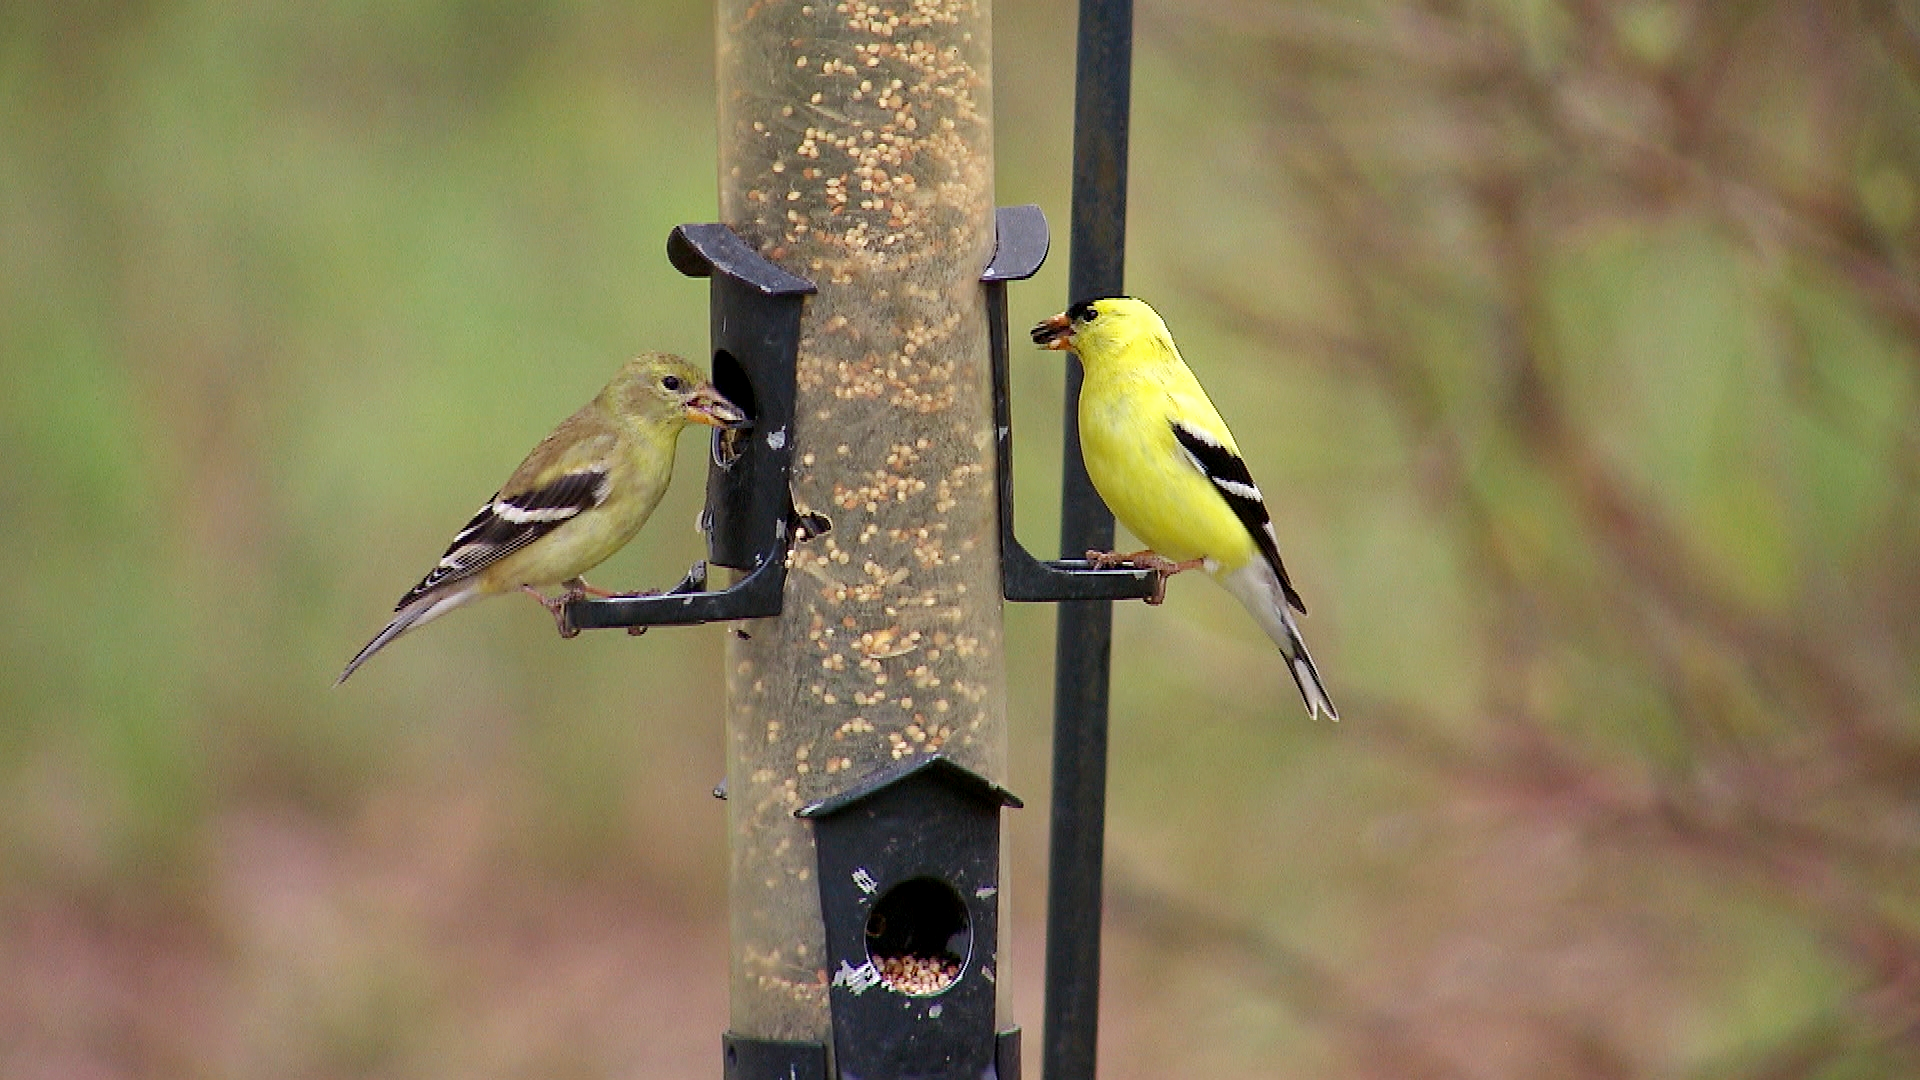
[5,1,1919,1077]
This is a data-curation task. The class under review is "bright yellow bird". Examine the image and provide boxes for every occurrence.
[337,352,746,685]
[1034,297,1337,720]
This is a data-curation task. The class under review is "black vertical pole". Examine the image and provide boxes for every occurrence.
[1043,2,1131,1079]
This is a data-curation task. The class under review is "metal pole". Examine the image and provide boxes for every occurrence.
[1043,1,1132,1078]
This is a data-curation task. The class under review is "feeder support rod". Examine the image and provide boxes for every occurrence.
[1043,2,1132,1079]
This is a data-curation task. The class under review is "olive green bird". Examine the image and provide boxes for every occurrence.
[337,353,746,685]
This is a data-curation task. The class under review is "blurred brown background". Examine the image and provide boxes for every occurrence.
[4,1,1919,1077]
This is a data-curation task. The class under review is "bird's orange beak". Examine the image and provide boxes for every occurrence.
[685,384,750,429]
[1031,312,1075,351]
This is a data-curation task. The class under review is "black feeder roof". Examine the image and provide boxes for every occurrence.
[797,753,1023,820]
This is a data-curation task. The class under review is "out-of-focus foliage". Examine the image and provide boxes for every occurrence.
[1083,3,1920,1078]
[2,1,1917,1078]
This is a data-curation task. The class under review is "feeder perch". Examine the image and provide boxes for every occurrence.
[795,754,1024,1080]
[982,206,1157,604]
[566,223,816,632]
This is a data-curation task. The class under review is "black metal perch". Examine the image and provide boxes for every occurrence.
[984,205,1158,605]
[564,223,815,633]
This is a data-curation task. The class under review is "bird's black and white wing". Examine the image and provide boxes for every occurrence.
[1170,419,1306,614]
[394,468,610,608]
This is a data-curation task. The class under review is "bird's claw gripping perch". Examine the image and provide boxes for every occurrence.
[534,581,668,638]
[1083,550,1205,605]
[531,577,638,639]
[528,581,593,638]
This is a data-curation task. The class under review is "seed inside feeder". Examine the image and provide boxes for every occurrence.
[875,952,962,996]
[865,877,970,996]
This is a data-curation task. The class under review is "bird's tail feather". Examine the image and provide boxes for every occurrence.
[1220,561,1338,721]
[335,584,479,686]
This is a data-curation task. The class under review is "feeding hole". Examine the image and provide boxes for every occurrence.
[710,349,756,467]
[865,877,969,996]
[793,508,832,542]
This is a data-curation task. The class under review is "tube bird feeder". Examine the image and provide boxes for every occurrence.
[556,1,1139,1075]
[713,0,1017,1074]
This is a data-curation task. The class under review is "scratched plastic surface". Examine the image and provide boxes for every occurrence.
[716,0,1009,1045]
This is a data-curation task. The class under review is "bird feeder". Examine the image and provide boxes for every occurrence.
[692,200,1152,1080]
[678,198,1147,1080]
[559,0,1141,1076]
[712,0,1017,1071]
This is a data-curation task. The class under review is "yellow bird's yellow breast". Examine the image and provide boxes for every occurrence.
[1077,373,1259,571]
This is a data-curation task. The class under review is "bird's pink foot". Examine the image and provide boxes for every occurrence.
[1083,550,1206,605]
[525,580,664,637]
[523,582,585,638]
[567,576,618,598]
[1084,548,1151,571]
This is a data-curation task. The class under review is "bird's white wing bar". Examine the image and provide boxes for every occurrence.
[1169,419,1307,615]
[396,468,611,608]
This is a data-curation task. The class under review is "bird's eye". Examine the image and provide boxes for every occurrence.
[1067,299,1099,323]
[661,375,684,392]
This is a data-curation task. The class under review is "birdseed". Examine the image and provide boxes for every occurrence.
[874,952,962,996]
